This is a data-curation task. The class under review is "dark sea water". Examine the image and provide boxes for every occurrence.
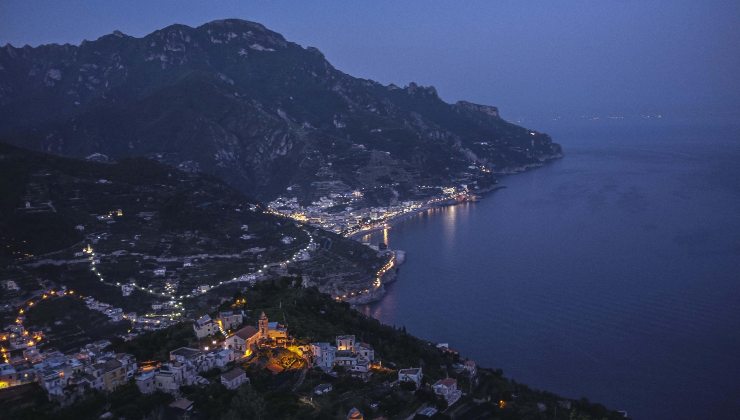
[360,119,740,419]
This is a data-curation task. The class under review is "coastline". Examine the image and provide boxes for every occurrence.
[345,153,563,306]
[348,184,508,242]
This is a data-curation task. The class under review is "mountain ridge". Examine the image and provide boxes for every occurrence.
[0,19,561,203]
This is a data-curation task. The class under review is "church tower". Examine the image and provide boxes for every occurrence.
[258,311,269,339]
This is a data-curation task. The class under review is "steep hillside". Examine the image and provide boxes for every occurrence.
[0,142,384,315]
[0,19,561,203]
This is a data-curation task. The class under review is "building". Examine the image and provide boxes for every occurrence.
[334,351,358,368]
[168,398,194,418]
[398,367,423,390]
[336,335,355,352]
[217,311,243,331]
[225,325,259,357]
[266,321,288,344]
[310,342,336,371]
[220,367,248,390]
[351,357,370,374]
[433,378,462,406]
[135,371,156,394]
[154,365,182,395]
[314,383,333,395]
[212,348,235,368]
[356,342,374,362]
[94,359,127,392]
[258,312,288,345]
[170,347,204,365]
[193,315,217,338]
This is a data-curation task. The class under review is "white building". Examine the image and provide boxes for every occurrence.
[217,311,243,331]
[433,378,462,406]
[224,325,259,357]
[193,315,217,339]
[220,368,248,390]
[310,342,336,370]
[336,335,355,352]
[398,367,423,390]
[135,371,156,394]
[357,342,374,362]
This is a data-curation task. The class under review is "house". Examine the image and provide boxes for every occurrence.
[115,353,137,379]
[433,378,462,406]
[40,367,67,396]
[153,268,166,277]
[170,347,204,365]
[225,325,259,357]
[398,367,423,390]
[217,311,243,330]
[95,359,127,392]
[357,342,374,362]
[220,367,248,390]
[350,357,370,374]
[334,351,358,368]
[168,398,194,418]
[314,383,333,395]
[135,371,156,394]
[310,342,336,370]
[193,315,217,338]
[212,348,235,368]
[154,365,182,394]
[336,335,355,352]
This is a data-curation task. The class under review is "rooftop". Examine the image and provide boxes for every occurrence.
[195,315,212,326]
[434,378,457,387]
[170,347,202,359]
[169,398,194,411]
[233,325,259,340]
[220,367,246,382]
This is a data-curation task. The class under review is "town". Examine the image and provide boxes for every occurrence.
[1,283,491,419]
[266,184,482,238]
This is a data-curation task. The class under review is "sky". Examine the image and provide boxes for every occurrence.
[1,1,739,121]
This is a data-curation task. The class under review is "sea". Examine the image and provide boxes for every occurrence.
[360,117,740,419]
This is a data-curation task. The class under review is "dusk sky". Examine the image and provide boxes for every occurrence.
[1,1,738,121]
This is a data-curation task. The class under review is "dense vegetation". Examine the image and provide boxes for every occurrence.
[0,142,383,309]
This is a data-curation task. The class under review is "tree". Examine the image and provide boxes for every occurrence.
[223,385,266,420]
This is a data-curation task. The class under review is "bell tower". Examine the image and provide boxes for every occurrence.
[258,311,269,339]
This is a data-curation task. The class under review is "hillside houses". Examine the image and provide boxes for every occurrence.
[6,343,140,404]
[136,346,236,396]
[193,311,245,339]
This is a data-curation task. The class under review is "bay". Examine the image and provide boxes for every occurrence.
[360,119,740,419]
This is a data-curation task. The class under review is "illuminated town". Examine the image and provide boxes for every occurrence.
[267,184,479,238]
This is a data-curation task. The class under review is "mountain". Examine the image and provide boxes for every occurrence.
[0,142,384,314]
[0,19,561,203]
